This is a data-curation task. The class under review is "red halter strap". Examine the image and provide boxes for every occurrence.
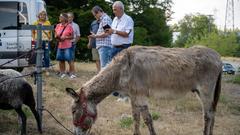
[73,92,97,130]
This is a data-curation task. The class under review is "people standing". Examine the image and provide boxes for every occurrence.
[68,12,80,78]
[107,1,134,57]
[88,19,100,72]
[55,13,73,78]
[88,6,112,69]
[106,1,134,101]
[32,11,51,74]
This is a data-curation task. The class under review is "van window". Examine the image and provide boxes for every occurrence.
[0,2,18,30]
[0,2,28,30]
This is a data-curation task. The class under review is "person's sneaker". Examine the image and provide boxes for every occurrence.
[56,71,60,75]
[69,74,77,79]
[60,73,66,78]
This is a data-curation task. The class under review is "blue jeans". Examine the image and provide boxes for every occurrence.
[56,48,73,62]
[98,46,112,69]
[42,41,50,68]
[111,44,131,58]
[71,43,77,60]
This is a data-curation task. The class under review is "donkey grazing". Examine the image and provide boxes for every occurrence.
[0,72,42,135]
[66,46,222,135]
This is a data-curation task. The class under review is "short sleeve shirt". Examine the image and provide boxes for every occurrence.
[55,23,73,49]
[33,20,51,41]
[70,22,80,43]
[96,13,112,49]
[111,13,134,45]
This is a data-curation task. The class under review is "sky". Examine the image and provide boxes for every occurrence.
[169,0,240,30]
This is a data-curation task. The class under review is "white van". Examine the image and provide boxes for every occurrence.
[0,0,46,71]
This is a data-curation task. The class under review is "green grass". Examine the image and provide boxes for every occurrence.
[119,112,160,129]
[0,106,33,118]
[119,116,133,128]
[232,75,240,84]
[151,112,161,121]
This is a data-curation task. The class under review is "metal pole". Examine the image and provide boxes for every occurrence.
[207,15,213,33]
[36,24,43,129]
[224,0,229,32]
[232,0,234,31]
[22,25,53,133]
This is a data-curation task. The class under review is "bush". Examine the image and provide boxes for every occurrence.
[151,112,160,120]
[185,32,239,56]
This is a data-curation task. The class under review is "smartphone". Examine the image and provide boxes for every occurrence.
[103,24,111,30]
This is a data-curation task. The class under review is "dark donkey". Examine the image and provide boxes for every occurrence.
[66,46,222,135]
[0,73,42,135]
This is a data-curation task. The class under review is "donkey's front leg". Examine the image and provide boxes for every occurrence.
[140,105,156,135]
[131,100,141,135]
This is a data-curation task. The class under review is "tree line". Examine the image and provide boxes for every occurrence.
[173,13,240,57]
[45,0,173,60]
[45,0,240,60]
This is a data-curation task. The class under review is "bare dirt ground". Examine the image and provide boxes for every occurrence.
[0,61,240,135]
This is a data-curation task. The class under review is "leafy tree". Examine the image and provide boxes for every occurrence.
[174,14,217,47]
[185,31,239,57]
[134,7,172,46]
[133,27,148,45]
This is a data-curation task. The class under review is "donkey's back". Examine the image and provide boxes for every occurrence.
[119,46,222,97]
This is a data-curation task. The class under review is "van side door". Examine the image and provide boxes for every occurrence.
[0,2,18,67]
[0,2,31,68]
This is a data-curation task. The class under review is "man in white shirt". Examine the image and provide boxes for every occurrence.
[106,1,134,58]
[106,1,134,101]
[68,12,80,79]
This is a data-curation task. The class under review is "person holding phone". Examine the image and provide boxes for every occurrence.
[88,19,100,72]
[88,6,112,69]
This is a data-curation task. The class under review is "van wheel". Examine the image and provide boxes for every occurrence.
[15,67,24,72]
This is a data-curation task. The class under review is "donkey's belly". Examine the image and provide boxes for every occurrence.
[149,88,189,99]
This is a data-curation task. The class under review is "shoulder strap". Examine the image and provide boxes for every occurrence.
[59,23,69,37]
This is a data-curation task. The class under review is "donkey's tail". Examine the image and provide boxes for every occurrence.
[213,72,222,111]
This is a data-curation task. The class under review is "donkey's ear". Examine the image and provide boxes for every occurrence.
[66,87,79,101]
